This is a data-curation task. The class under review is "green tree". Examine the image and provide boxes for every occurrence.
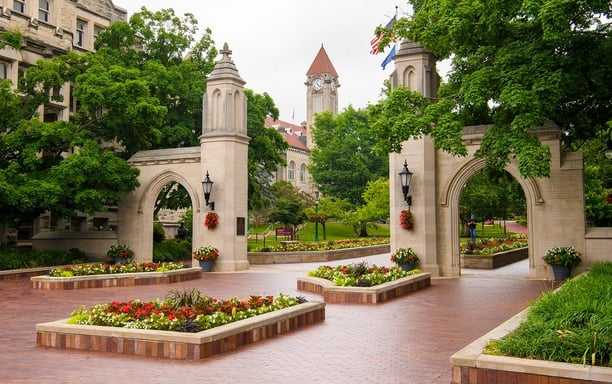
[345,178,390,237]
[374,0,612,178]
[245,90,288,210]
[310,107,388,205]
[268,181,310,237]
[580,127,612,226]
[305,197,353,240]
[0,82,139,246]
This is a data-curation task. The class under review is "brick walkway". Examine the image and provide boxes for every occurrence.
[0,259,549,384]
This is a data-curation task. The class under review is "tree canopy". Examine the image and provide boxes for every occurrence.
[375,0,612,178]
[310,107,388,205]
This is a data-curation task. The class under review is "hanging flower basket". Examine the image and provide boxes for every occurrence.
[400,210,414,230]
[205,212,219,230]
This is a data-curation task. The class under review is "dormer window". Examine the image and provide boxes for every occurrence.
[38,0,50,23]
[13,0,25,13]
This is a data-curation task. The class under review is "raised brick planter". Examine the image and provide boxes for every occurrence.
[297,273,431,304]
[36,302,325,360]
[0,266,56,281]
[450,309,612,383]
[461,247,528,269]
[248,244,390,264]
[31,267,202,290]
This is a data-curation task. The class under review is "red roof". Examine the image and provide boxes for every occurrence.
[265,117,309,152]
[306,46,338,77]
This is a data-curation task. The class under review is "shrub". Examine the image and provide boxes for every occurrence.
[193,246,219,262]
[391,248,420,265]
[153,222,166,243]
[543,246,582,268]
[0,248,87,271]
[253,237,389,252]
[153,239,191,262]
[485,263,612,366]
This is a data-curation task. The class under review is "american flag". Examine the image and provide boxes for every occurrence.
[370,16,396,55]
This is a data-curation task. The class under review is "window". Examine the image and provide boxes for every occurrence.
[94,25,104,42]
[0,63,7,80]
[300,163,307,182]
[288,161,296,180]
[13,0,25,14]
[38,0,50,22]
[76,19,87,48]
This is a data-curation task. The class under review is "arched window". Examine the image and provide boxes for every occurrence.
[288,161,296,180]
[403,66,415,90]
[300,163,307,182]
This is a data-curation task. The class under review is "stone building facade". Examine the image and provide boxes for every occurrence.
[0,0,126,253]
[268,45,339,196]
[0,0,126,121]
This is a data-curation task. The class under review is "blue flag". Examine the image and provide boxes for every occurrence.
[381,45,397,70]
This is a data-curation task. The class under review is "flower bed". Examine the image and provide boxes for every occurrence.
[36,289,325,360]
[460,234,528,256]
[31,263,201,290]
[299,262,430,304]
[254,237,389,252]
[49,262,185,277]
[309,262,420,287]
[451,263,612,383]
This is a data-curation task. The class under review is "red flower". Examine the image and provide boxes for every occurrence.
[205,212,219,230]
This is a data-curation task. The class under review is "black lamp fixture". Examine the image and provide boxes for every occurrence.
[399,160,413,206]
[202,171,215,211]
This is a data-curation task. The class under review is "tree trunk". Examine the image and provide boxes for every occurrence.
[0,219,8,249]
[359,222,368,237]
[322,223,327,240]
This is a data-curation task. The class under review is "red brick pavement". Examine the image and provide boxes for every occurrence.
[0,271,549,384]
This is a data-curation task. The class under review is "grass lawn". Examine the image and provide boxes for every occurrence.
[486,263,612,366]
[459,223,520,246]
[248,221,389,249]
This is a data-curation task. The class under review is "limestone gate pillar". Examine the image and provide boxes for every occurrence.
[198,43,250,271]
[390,41,441,276]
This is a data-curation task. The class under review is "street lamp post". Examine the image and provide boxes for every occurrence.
[399,161,414,207]
[202,172,215,211]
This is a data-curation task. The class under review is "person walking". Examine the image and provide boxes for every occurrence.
[468,217,477,244]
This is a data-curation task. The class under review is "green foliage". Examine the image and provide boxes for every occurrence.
[344,178,390,237]
[0,248,87,271]
[154,182,191,217]
[153,239,191,262]
[459,168,526,223]
[178,209,193,240]
[268,181,310,228]
[153,222,166,243]
[390,248,420,265]
[486,263,612,366]
[49,262,184,277]
[245,90,288,210]
[0,30,23,50]
[375,0,612,178]
[579,129,612,226]
[310,107,388,205]
[253,237,389,252]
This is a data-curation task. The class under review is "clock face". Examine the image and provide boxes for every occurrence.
[313,78,323,91]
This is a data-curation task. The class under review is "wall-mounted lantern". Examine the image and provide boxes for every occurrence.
[202,171,215,211]
[399,160,413,207]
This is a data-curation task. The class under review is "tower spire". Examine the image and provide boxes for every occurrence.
[306,45,338,77]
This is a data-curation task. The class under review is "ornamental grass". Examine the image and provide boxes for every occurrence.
[309,262,421,287]
[485,262,612,367]
[49,262,185,277]
[68,289,307,333]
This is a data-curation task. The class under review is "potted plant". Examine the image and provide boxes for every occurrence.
[205,212,219,230]
[391,248,420,271]
[107,244,134,265]
[193,246,219,272]
[543,246,581,281]
[400,210,414,230]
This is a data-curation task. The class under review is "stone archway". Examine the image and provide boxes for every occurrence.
[440,157,542,277]
[389,41,587,280]
[117,44,250,271]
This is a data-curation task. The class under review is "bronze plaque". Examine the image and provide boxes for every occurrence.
[236,217,246,236]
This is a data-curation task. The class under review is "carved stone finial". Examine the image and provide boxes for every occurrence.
[220,42,232,59]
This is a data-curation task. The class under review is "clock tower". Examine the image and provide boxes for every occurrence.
[306,45,339,149]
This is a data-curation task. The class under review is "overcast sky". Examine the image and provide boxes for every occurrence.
[123,1,448,123]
